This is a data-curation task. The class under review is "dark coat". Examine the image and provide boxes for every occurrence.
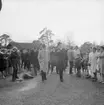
[0,53,7,71]
[30,51,39,68]
[10,51,19,67]
[50,51,58,66]
[56,49,66,70]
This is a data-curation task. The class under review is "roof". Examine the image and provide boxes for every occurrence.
[10,42,34,49]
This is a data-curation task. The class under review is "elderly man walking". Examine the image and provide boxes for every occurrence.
[38,44,49,82]
[56,42,66,82]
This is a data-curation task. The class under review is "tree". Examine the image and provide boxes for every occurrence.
[0,34,12,46]
[80,42,93,54]
[100,41,104,46]
[32,40,41,50]
[38,27,54,47]
[65,31,75,48]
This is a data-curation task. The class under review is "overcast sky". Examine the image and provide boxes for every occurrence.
[0,0,104,46]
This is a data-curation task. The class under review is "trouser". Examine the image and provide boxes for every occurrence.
[59,70,63,81]
[76,66,81,77]
[21,59,25,68]
[24,60,30,70]
[41,70,47,81]
[51,64,54,73]
[46,62,50,74]
[33,64,37,76]
[50,63,56,73]
[12,64,18,81]
[93,71,97,80]
[56,65,59,74]
[69,61,73,74]
[11,59,19,81]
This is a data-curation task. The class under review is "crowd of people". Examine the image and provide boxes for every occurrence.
[0,42,104,84]
[67,45,104,83]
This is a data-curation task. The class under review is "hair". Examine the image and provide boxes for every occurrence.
[57,42,62,46]
[100,46,104,50]
[42,44,46,48]
[93,47,96,50]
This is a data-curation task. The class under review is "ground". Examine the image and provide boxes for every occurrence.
[0,70,104,105]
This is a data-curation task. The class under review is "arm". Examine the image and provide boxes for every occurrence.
[67,50,69,60]
[89,54,91,64]
[38,50,40,61]
[98,52,104,58]
[99,55,104,58]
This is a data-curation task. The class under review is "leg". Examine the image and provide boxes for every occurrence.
[33,65,37,76]
[1,71,6,79]
[93,71,97,81]
[44,72,47,80]
[15,64,19,79]
[76,66,81,77]
[56,65,59,74]
[24,60,27,69]
[51,64,54,73]
[59,70,63,82]
[12,66,16,81]
[69,61,73,74]
[41,70,44,82]
[21,60,24,68]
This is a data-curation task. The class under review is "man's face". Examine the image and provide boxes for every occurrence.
[52,48,55,52]
[100,48,103,52]
[58,44,62,49]
[34,48,37,52]
[93,48,96,53]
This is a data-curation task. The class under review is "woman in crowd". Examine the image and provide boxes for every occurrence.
[81,53,89,78]
[99,46,104,83]
[89,47,98,81]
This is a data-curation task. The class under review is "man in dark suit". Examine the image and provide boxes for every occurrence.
[30,48,39,76]
[56,42,66,82]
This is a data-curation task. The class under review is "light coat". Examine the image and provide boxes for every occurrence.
[38,49,49,72]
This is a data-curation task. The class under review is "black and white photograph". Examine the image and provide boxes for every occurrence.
[0,0,104,105]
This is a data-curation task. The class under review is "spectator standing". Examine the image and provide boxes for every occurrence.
[67,46,74,74]
[10,47,19,82]
[30,48,39,76]
[99,46,104,83]
[89,47,98,81]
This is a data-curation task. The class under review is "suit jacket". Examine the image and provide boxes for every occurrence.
[67,49,74,61]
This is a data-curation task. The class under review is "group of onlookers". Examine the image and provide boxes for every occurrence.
[67,45,104,84]
[0,46,40,82]
[88,46,104,83]
[0,43,104,84]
